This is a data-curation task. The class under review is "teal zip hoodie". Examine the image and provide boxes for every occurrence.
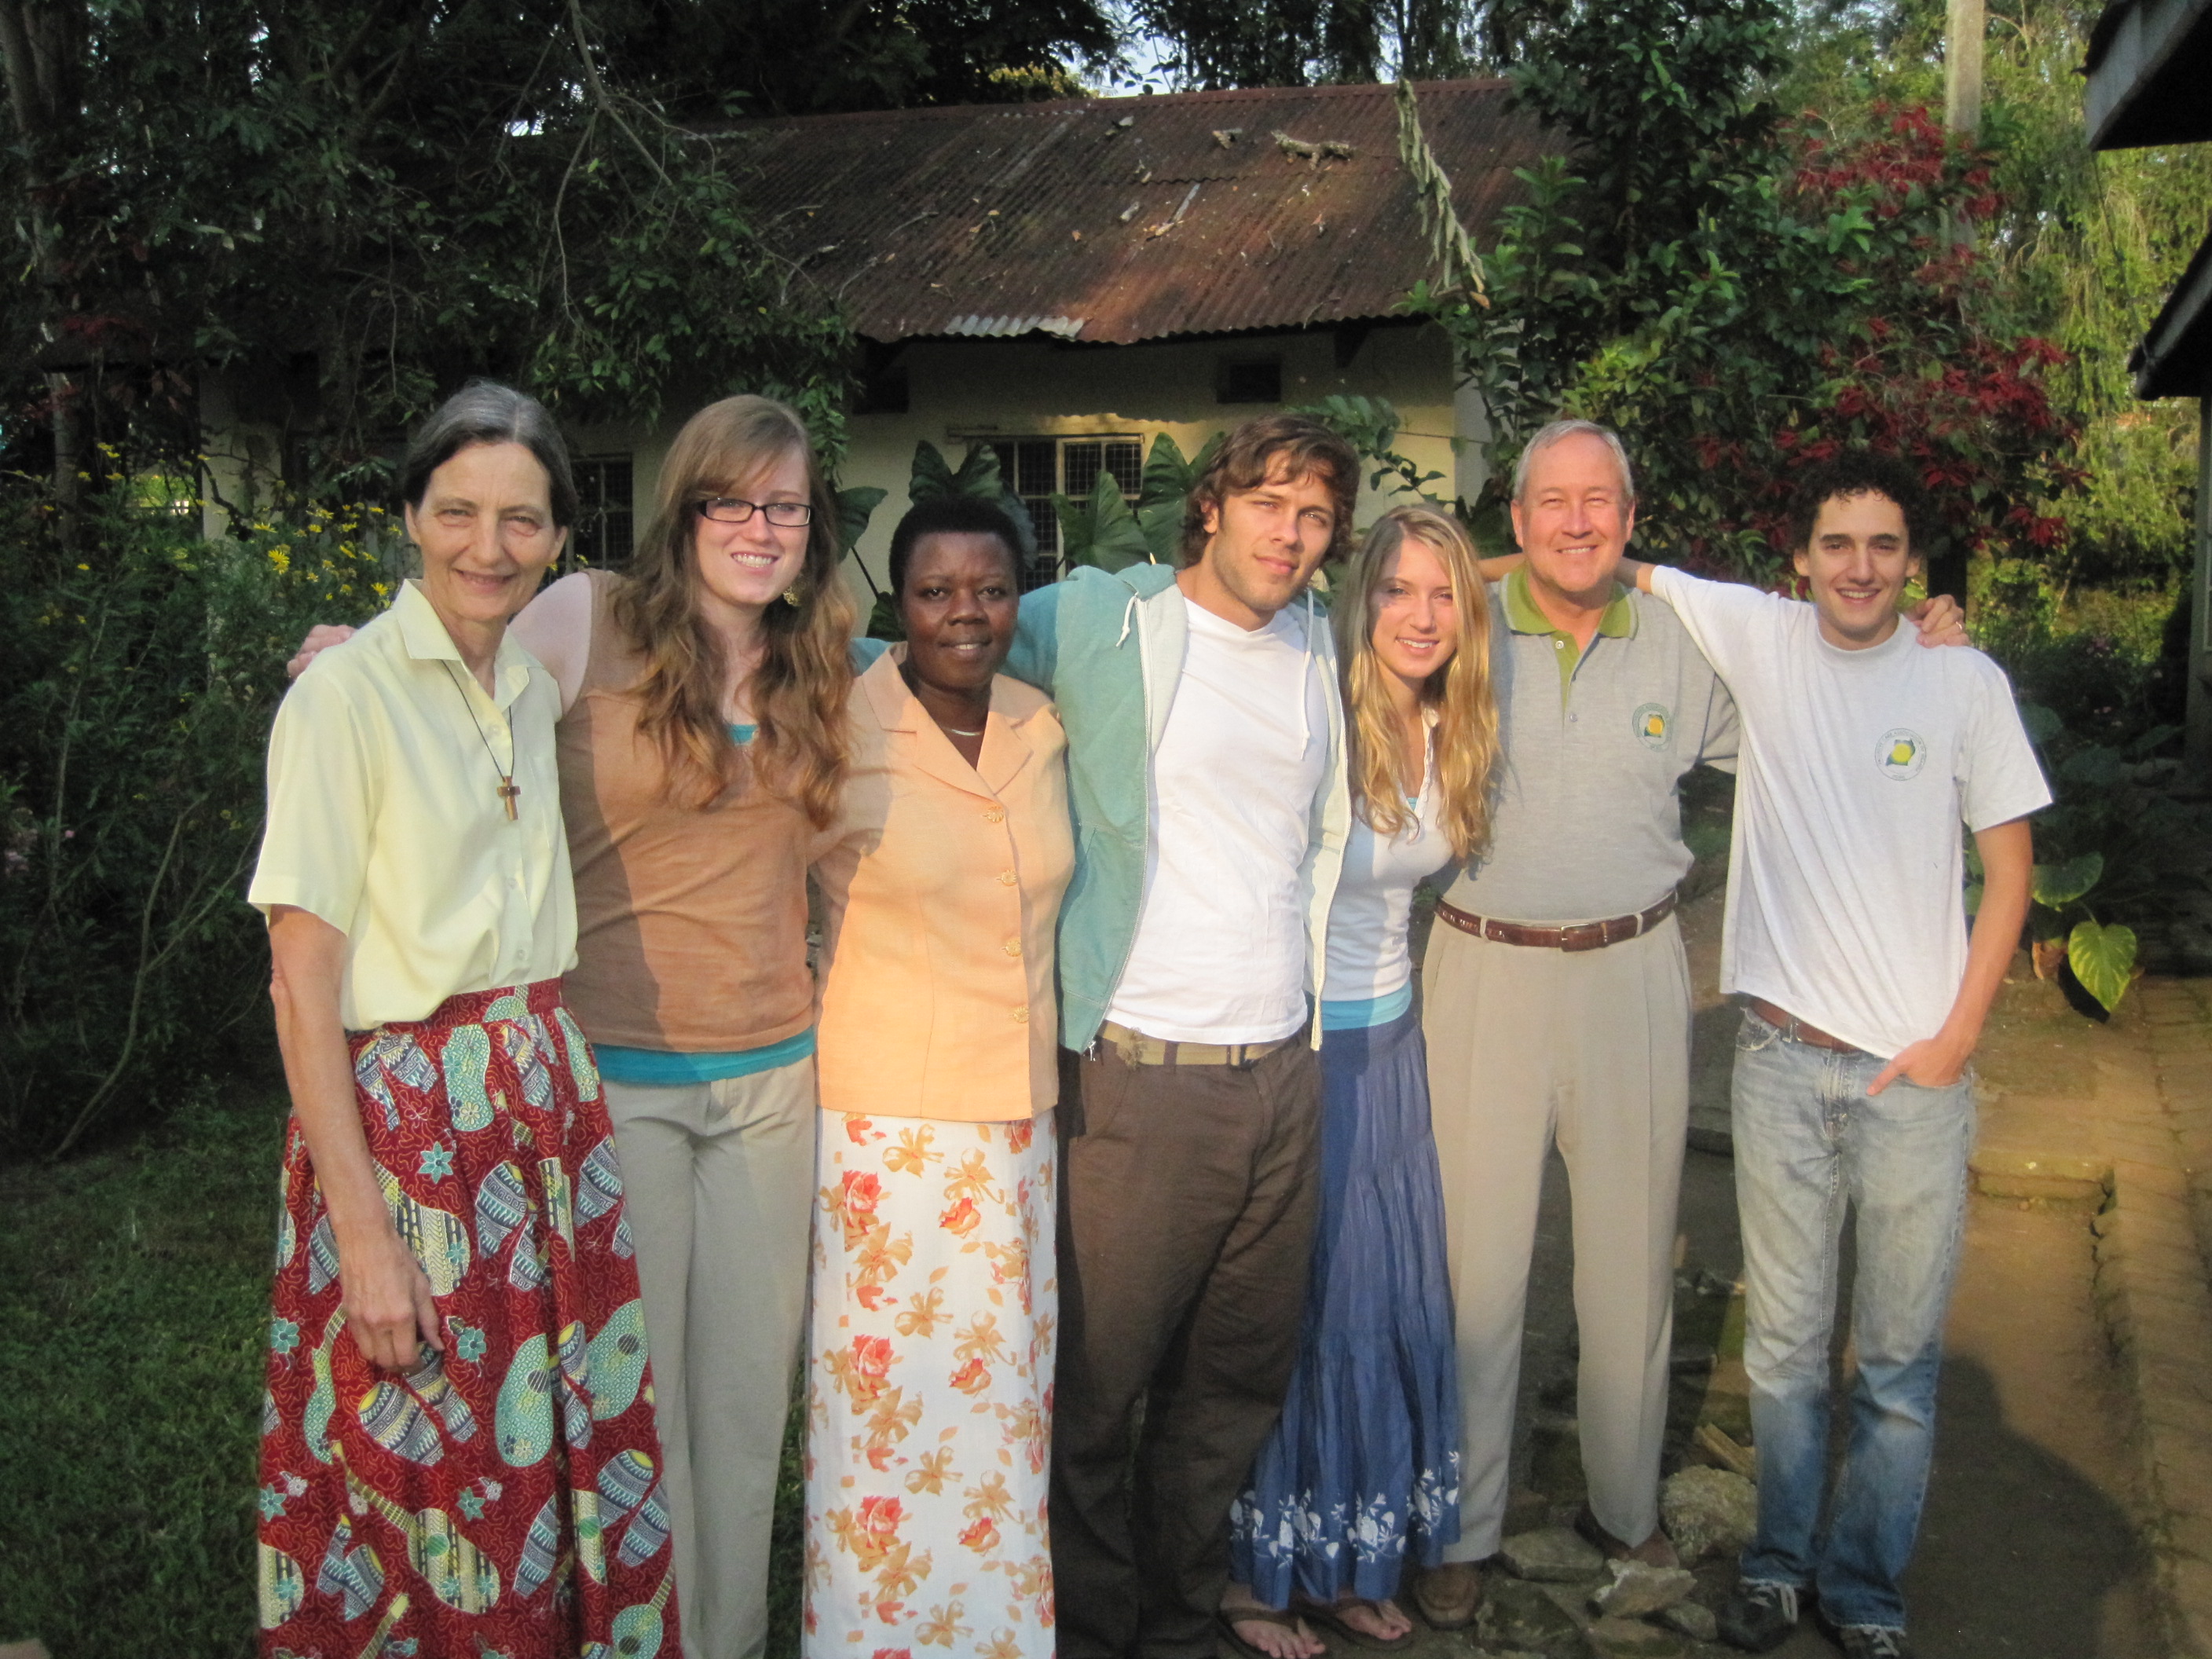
[998,563,1352,1051]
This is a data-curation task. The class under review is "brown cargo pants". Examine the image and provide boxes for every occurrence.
[1049,1035,1323,1659]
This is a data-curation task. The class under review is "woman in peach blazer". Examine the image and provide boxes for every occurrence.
[803,496,1072,1659]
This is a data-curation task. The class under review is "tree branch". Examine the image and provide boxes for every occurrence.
[566,0,671,190]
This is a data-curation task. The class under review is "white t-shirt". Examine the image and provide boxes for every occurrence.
[1324,730,1451,1003]
[1107,595,1331,1045]
[1651,566,2050,1058]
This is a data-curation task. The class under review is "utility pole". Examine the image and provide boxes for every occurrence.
[1929,0,1986,604]
[1946,0,1984,140]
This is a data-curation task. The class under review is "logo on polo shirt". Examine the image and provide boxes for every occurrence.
[1879,728,1927,780]
[1632,703,1670,749]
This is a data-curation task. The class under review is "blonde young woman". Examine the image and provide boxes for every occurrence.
[291,394,854,1659]
[1224,506,1500,1659]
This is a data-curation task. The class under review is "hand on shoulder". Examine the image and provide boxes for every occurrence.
[1905,591,1968,648]
[287,622,357,680]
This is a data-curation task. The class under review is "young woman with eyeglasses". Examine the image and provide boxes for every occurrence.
[531,395,854,1659]
[287,392,855,1659]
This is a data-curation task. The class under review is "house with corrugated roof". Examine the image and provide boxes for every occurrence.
[546,77,1555,595]
[206,79,1555,595]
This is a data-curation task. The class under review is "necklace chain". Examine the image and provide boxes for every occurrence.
[441,661,522,820]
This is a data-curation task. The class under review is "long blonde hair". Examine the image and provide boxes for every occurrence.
[607,395,856,826]
[1335,505,1500,861]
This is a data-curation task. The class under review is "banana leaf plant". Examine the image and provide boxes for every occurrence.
[1051,430,1223,573]
[851,441,1038,638]
[1963,700,2193,1018]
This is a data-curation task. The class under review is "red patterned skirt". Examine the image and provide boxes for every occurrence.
[256,980,679,1659]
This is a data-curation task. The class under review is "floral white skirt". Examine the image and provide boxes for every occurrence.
[804,1111,1057,1659]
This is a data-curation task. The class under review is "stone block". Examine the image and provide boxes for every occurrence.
[2110,1237,2208,1285]
[1500,1526,1607,1583]
[1659,1602,1719,1643]
[0,1645,51,1659]
[1590,1560,1696,1618]
[1659,1467,1758,1566]
[2139,1355,2212,1405]
[1582,1616,1686,1657]
[2151,1445,2212,1514]
[1479,1577,1586,1656]
[2163,1510,2212,1564]
[2145,1393,2212,1442]
[2109,1207,2199,1247]
[2161,1555,2212,1657]
[1968,1147,2109,1203]
[2110,1152,2191,1188]
[2157,1057,2212,1097]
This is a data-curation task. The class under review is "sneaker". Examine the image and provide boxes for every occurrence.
[1716,1580,1802,1653]
[1833,1625,1914,1659]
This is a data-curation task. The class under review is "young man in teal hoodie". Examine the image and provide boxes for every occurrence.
[1005,413,1357,1659]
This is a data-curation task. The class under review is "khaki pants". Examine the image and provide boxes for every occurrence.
[602,1060,818,1659]
[1421,916,1689,1559]
[1050,1039,1322,1659]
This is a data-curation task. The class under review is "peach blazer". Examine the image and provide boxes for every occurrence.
[814,650,1075,1121]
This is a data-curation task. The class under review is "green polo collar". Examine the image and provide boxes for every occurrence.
[1505,566,1635,702]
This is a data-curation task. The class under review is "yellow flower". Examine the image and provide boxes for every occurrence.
[266,545,291,574]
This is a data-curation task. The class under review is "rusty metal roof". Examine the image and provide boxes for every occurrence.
[717,79,1558,346]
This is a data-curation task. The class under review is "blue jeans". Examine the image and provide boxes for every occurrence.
[1730,1008,1975,1631]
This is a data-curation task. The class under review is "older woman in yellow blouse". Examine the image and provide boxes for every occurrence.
[803,496,1073,1659]
[249,383,675,1659]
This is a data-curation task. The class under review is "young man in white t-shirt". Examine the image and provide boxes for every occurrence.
[1623,453,2047,1659]
[1005,415,1358,1659]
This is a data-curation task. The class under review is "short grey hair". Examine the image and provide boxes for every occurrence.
[398,379,580,529]
[1512,419,1637,506]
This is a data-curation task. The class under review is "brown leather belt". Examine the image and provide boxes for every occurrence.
[1746,998,1859,1052]
[1097,1020,1295,1068]
[1434,890,1677,952]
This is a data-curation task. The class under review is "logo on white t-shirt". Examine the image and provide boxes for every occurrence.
[1632,703,1671,749]
[1878,728,1928,780]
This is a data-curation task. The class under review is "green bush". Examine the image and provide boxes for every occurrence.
[0,478,397,1159]
[1971,558,2183,744]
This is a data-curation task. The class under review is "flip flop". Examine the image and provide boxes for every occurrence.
[1215,1607,1323,1659]
[1295,1597,1416,1653]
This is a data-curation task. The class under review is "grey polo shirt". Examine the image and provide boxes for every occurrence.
[1444,568,1738,925]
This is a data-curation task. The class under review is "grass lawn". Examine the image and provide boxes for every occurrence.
[0,1089,281,1657]
[0,1082,809,1657]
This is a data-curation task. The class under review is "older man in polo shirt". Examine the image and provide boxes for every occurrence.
[1415,420,1737,1625]
[1417,423,1966,1628]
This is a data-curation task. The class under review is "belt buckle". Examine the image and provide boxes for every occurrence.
[1558,921,1606,952]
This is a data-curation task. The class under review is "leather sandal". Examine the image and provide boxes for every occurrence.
[1410,1560,1484,1630]
[1215,1607,1319,1659]
[1297,1595,1415,1652]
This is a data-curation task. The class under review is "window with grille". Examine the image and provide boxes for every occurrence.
[984,436,1144,566]
[566,457,635,570]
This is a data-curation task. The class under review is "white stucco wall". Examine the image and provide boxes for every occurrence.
[833,320,1483,600]
[203,323,1487,615]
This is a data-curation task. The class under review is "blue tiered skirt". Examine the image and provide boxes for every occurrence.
[1229,1005,1461,1605]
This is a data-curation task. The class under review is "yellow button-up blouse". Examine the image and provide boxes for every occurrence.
[248,579,578,1030]
[814,650,1075,1121]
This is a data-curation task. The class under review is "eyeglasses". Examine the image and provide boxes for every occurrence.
[694,496,813,528]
